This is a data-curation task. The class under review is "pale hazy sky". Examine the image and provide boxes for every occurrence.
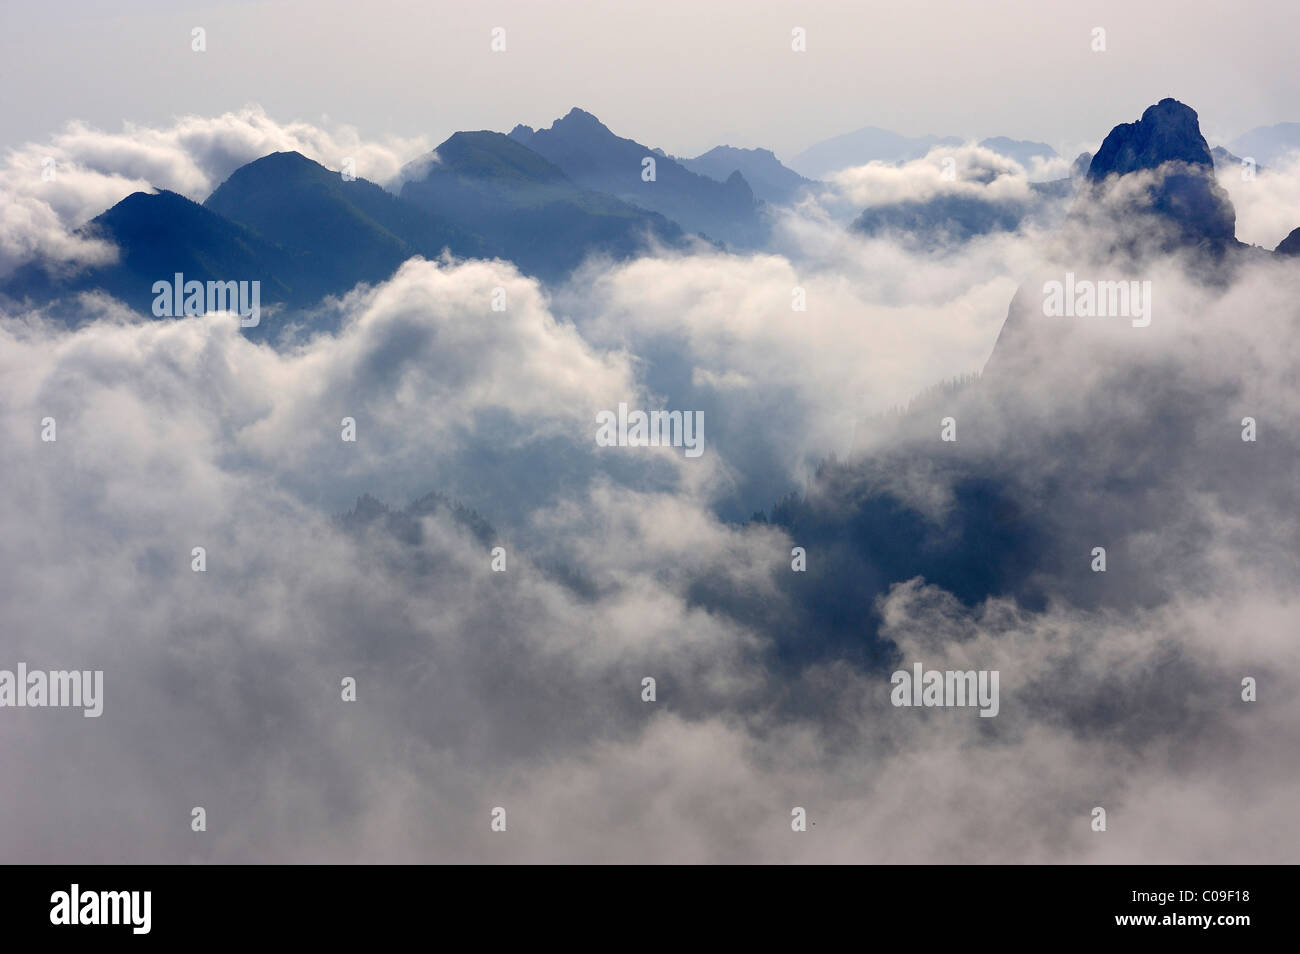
[2,0,1297,161]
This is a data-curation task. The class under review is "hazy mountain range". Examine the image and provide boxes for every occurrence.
[3,104,1297,332]
[399,129,685,278]
[510,108,766,246]
[676,145,814,205]
[790,127,1061,179]
[1226,122,1300,165]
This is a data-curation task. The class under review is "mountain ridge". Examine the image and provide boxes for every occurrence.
[513,108,765,246]
[399,129,686,279]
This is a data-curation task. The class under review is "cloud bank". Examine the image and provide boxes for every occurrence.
[1,111,1298,863]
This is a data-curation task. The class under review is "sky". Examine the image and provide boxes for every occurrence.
[2,0,1298,163]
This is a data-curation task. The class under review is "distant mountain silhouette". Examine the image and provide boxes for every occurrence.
[399,130,685,279]
[205,151,489,302]
[977,137,1059,172]
[512,108,764,246]
[6,100,1278,338]
[2,134,693,320]
[791,126,963,178]
[1209,145,1259,174]
[793,127,1059,179]
[1227,121,1300,166]
[507,124,536,145]
[678,146,813,204]
[2,154,502,329]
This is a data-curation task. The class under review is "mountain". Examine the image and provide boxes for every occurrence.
[1227,122,1300,166]
[1088,99,1219,178]
[792,128,1060,179]
[2,189,299,318]
[399,130,685,279]
[507,124,535,144]
[678,146,813,204]
[791,126,962,178]
[3,153,501,329]
[511,108,764,246]
[977,137,1059,172]
[1083,97,1236,250]
[1210,145,1256,173]
[1276,227,1300,256]
[204,151,489,302]
[987,98,1244,376]
[3,135,690,322]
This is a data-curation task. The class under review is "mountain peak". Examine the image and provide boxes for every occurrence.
[1087,98,1213,181]
[96,189,213,228]
[427,129,570,185]
[111,188,188,210]
[1079,97,1235,250]
[235,150,320,173]
[261,149,312,162]
[724,169,754,200]
[552,107,610,133]
[207,151,339,198]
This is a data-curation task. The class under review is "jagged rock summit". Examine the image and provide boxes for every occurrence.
[1082,97,1236,249]
[986,98,1244,376]
[1087,98,1215,178]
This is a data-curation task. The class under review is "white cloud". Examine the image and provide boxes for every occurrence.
[1219,153,1300,248]
[2,111,1299,863]
[828,144,1037,208]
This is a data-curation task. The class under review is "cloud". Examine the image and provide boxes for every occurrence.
[1218,153,1300,248]
[556,244,1018,511]
[828,144,1038,208]
[2,115,1299,863]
